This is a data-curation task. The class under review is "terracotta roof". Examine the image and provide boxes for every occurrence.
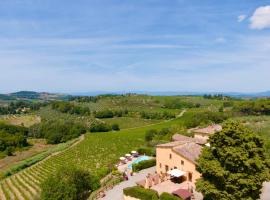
[172,134,195,142]
[173,142,202,163]
[173,189,192,199]
[193,124,222,135]
[172,134,207,145]
[156,141,187,148]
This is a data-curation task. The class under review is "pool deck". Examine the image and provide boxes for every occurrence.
[117,156,152,173]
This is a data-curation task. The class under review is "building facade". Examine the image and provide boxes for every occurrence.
[156,140,202,184]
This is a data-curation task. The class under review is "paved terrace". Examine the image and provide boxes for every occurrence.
[98,167,156,200]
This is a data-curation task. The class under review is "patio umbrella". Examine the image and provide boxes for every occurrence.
[167,169,186,177]
[131,151,137,154]
[119,157,126,160]
[125,154,131,157]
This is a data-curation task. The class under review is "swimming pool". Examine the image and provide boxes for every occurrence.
[128,155,150,169]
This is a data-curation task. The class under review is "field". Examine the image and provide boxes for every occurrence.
[0,115,41,127]
[101,117,162,129]
[0,113,186,200]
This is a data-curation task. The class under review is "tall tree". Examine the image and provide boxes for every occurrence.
[196,121,270,200]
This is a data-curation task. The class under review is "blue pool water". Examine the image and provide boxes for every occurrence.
[128,155,150,169]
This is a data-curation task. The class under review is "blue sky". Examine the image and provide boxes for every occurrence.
[1,0,270,93]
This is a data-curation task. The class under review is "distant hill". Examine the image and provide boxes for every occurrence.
[72,90,270,98]
[0,91,71,101]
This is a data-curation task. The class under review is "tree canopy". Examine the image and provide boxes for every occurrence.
[40,166,100,200]
[196,121,270,200]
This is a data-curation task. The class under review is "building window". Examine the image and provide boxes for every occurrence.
[160,163,162,168]
[174,166,177,169]
[165,165,169,172]
[181,160,184,165]
[169,154,172,159]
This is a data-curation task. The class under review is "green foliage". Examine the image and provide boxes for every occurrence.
[223,101,234,107]
[234,99,270,115]
[160,192,182,200]
[94,109,128,118]
[145,129,158,142]
[132,159,156,172]
[5,146,15,156]
[29,119,86,144]
[70,96,98,103]
[40,166,100,200]
[140,111,175,120]
[94,110,114,118]
[0,123,29,153]
[163,99,199,109]
[89,122,112,132]
[52,101,90,115]
[145,127,173,143]
[111,123,120,131]
[137,147,156,156]
[0,101,44,115]
[123,186,159,200]
[183,111,229,128]
[203,94,232,100]
[0,122,28,135]
[196,121,270,200]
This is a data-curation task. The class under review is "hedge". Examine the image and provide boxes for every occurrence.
[137,147,156,156]
[160,192,182,200]
[123,186,159,200]
[132,159,156,172]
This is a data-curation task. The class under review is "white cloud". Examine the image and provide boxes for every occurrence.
[238,15,246,22]
[250,5,270,29]
[215,37,226,43]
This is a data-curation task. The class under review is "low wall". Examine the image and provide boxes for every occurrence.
[123,195,140,200]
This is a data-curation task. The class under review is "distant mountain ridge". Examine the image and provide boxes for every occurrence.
[1,90,270,101]
[0,91,71,101]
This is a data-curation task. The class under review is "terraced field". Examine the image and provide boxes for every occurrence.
[0,114,185,200]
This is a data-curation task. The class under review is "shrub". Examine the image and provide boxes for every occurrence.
[111,123,120,131]
[160,192,182,200]
[132,159,156,172]
[123,186,159,200]
[137,147,156,156]
[140,111,175,120]
[94,110,114,118]
[5,146,15,156]
[145,129,158,142]
[89,123,112,132]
